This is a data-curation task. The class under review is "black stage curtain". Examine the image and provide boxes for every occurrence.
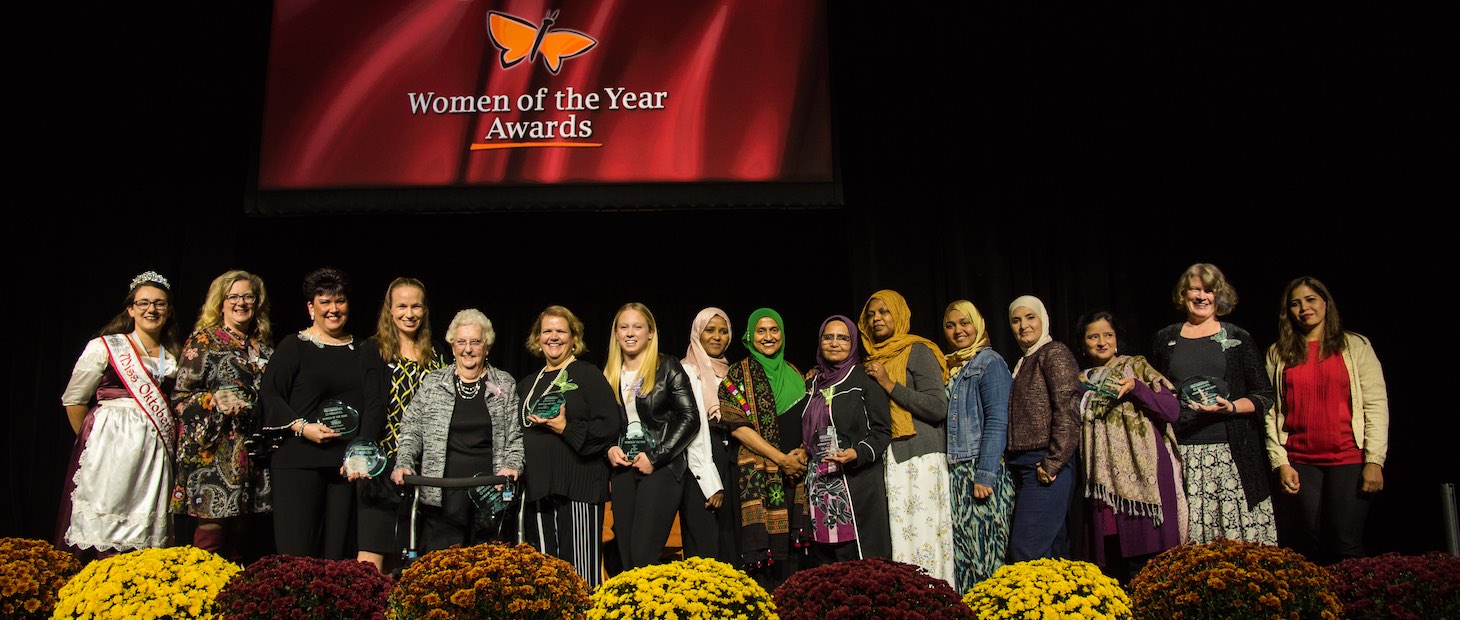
[8,2,1454,557]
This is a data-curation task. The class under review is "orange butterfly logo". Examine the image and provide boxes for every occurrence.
[486,10,597,75]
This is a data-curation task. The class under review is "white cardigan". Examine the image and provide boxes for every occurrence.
[681,365,726,499]
[1265,332,1389,468]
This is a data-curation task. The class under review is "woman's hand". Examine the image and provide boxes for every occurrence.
[631,452,655,475]
[390,467,413,486]
[1361,463,1384,493]
[824,448,858,465]
[778,450,807,477]
[706,490,724,509]
[607,445,632,467]
[973,483,994,499]
[300,421,341,444]
[527,407,568,434]
[1278,465,1300,494]
[1114,377,1135,399]
[342,465,372,481]
[865,362,895,393]
[1036,463,1057,485]
[1190,397,1237,414]
[496,467,518,490]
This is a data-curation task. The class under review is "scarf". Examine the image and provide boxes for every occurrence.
[683,307,731,419]
[742,308,805,414]
[1078,354,1184,529]
[1009,294,1053,378]
[859,290,947,439]
[804,315,860,543]
[942,299,992,377]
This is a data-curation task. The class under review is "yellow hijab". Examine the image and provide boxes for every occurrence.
[942,299,991,375]
[859,289,948,439]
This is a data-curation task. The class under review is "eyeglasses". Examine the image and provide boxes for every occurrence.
[453,339,485,349]
[820,334,852,343]
[225,293,258,304]
[132,300,169,310]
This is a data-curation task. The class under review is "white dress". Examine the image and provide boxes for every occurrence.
[60,336,177,551]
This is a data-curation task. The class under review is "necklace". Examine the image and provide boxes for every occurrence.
[520,356,574,426]
[456,373,482,399]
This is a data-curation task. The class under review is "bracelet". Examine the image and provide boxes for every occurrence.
[292,418,306,436]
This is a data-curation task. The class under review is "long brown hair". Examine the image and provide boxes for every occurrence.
[193,270,272,346]
[1275,276,1346,367]
[98,275,182,357]
[373,277,436,364]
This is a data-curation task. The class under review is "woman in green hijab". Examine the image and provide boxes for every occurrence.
[716,308,810,589]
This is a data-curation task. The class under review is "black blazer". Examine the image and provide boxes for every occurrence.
[620,354,699,478]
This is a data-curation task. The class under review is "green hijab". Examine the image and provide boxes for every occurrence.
[742,308,805,414]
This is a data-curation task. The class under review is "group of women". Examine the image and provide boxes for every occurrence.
[56,262,1389,591]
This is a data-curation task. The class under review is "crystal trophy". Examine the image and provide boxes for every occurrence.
[530,390,565,419]
[468,474,514,516]
[315,399,361,435]
[618,420,658,461]
[342,439,387,477]
[813,426,842,476]
[1179,377,1223,408]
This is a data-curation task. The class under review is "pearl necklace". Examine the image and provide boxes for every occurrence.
[456,372,483,399]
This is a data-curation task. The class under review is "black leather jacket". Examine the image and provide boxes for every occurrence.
[619,354,699,478]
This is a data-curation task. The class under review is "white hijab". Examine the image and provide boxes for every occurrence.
[1009,294,1053,378]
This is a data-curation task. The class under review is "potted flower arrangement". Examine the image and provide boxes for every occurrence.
[215,554,393,619]
[389,542,588,619]
[1129,539,1341,620]
[0,537,82,619]
[773,557,972,619]
[1327,552,1460,620]
[587,556,776,619]
[963,558,1131,619]
[51,545,240,619]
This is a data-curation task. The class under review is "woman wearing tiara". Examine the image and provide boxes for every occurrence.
[58,270,182,557]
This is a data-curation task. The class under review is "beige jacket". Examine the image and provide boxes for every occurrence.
[1265,332,1389,467]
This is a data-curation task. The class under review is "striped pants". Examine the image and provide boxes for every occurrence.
[525,495,604,588]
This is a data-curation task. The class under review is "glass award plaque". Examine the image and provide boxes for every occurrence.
[468,474,513,516]
[813,426,842,476]
[316,399,360,434]
[342,439,387,477]
[530,390,565,419]
[1179,377,1223,408]
[618,421,658,461]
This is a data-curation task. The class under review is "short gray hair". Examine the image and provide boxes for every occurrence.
[445,308,496,350]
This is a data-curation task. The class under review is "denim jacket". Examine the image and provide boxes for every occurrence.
[945,348,1012,488]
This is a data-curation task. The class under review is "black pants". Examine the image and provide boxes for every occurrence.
[1277,462,1373,563]
[610,466,683,570]
[678,478,724,560]
[271,466,355,559]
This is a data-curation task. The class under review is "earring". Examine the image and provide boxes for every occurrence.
[310,313,316,321]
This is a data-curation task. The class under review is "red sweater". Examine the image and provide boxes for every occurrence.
[1282,341,1362,466]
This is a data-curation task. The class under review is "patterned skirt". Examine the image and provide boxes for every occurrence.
[949,459,1014,594]
[1178,443,1277,545]
[884,450,956,585]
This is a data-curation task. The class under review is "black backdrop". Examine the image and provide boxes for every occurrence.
[8,2,1455,556]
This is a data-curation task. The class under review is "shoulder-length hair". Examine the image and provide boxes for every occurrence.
[193,270,272,346]
[603,302,660,403]
[98,276,182,357]
[373,277,435,364]
[1275,276,1346,367]
[1171,262,1238,316]
[524,305,588,359]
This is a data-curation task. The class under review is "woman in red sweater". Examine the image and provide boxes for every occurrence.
[1265,276,1389,563]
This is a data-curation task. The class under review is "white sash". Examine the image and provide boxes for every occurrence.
[101,334,176,456]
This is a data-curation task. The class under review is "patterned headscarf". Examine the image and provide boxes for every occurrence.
[859,290,947,439]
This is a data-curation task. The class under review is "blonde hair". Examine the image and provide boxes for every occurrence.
[525,305,588,358]
[446,308,496,351]
[1172,262,1238,316]
[194,270,272,346]
[603,302,660,403]
[373,278,436,364]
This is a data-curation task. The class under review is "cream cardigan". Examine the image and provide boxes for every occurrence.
[1265,332,1389,467]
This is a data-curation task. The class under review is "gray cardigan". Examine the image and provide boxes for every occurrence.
[888,343,951,462]
[395,364,523,506]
